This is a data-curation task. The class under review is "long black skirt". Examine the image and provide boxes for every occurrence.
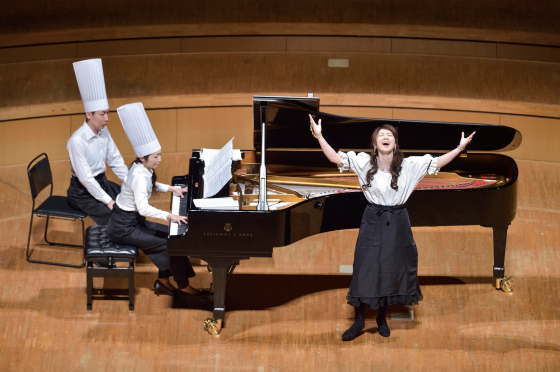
[346,203,423,309]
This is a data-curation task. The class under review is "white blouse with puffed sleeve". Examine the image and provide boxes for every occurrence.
[338,151,439,206]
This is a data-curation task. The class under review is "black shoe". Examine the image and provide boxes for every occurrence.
[154,280,177,297]
[376,317,391,337]
[341,321,365,341]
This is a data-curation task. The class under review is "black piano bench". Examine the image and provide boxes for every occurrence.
[84,225,138,311]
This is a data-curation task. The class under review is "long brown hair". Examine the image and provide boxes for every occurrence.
[365,124,403,191]
[132,155,159,195]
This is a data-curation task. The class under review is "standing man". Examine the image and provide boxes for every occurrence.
[67,58,128,225]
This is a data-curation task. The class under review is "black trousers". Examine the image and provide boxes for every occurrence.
[106,204,195,288]
[67,173,120,225]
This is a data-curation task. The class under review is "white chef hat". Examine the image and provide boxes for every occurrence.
[117,102,161,157]
[73,58,109,113]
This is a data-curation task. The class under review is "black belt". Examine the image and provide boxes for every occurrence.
[72,172,106,181]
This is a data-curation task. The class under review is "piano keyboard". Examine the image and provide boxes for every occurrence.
[169,183,188,236]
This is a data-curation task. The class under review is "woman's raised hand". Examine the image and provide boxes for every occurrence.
[459,131,476,150]
[309,114,322,138]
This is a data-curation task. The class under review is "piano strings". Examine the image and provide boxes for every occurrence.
[230,163,503,211]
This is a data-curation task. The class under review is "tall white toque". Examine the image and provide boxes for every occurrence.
[73,58,109,113]
[117,102,161,157]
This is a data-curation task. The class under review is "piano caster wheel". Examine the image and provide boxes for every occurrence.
[204,318,223,335]
[499,275,514,292]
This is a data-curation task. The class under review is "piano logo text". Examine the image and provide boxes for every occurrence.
[203,232,253,237]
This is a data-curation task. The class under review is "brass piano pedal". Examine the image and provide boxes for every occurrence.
[498,275,514,292]
[204,318,223,335]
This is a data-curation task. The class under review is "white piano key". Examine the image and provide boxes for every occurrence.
[171,193,181,214]
[169,222,179,236]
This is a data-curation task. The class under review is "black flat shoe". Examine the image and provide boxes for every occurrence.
[341,322,365,341]
[154,280,177,297]
[376,317,391,337]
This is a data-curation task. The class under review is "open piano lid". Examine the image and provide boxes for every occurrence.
[253,96,522,153]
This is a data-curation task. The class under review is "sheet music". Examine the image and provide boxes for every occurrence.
[200,137,235,198]
[193,197,239,210]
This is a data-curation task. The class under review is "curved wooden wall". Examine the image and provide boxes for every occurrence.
[0,1,559,166]
[2,1,560,47]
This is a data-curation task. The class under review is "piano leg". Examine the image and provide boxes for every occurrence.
[202,256,241,335]
[492,226,513,291]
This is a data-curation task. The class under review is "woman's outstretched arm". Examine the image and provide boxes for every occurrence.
[309,114,343,167]
[436,131,476,169]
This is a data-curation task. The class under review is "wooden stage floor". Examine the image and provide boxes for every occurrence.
[0,157,559,371]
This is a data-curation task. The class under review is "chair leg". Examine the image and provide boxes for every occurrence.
[128,262,135,311]
[44,216,83,248]
[44,215,53,246]
[27,214,85,269]
[80,218,85,250]
[26,210,36,263]
[87,262,93,310]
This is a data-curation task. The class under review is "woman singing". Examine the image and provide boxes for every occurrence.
[309,114,475,341]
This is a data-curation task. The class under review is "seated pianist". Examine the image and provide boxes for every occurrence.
[106,102,209,303]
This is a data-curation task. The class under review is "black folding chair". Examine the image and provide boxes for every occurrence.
[26,153,87,268]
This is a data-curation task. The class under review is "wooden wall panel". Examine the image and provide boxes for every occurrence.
[287,36,391,53]
[499,115,560,163]
[393,108,500,125]
[2,1,560,47]
[77,38,182,58]
[497,43,560,63]
[2,36,557,68]
[182,36,286,53]
[0,116,71,166]
[392,38,496,58]
[149,109,178,155]
[0,35,558,166]
[0,43,77,64]
[70,114,85,133]
[3,51,558,118]
[1,105,558,167]
[176,106,253,154]
[321,106,393,120]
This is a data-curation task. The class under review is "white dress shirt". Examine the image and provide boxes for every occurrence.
[116,162,170,221]
[338,152,440,206]
[67,122,128,204]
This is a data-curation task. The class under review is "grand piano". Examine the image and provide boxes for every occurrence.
[168,95,521,334]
